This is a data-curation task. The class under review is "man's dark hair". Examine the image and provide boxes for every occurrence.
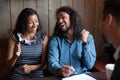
[13,8,41,34]
[53,6,84,39]
[103,0,120,23]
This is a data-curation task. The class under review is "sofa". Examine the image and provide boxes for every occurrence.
[0,37,113,79]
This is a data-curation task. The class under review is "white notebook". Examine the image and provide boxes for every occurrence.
[62,74,96,80]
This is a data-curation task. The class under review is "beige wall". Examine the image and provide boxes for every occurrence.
[0,0,105,57]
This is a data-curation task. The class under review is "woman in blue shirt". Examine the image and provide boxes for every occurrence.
[48,6,96,77]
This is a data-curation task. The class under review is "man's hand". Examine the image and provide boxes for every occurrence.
[81,29,89,43]
[58,65,75,77]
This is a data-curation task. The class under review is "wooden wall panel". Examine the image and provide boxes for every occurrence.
[73,0,85,29]
[95,0,105,57]
[37,0,49,34]
[61,0,72,7]
[0,0,10,36]
[49,0,60,35]
[84,0,96,35]
[23,0,36,10]
[10,0,23,31]
[0,0,105,57]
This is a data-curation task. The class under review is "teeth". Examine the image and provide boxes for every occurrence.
[59,23,64,27]
[60,25,64,27]
[32,28,36,30]
[61,24,64,26]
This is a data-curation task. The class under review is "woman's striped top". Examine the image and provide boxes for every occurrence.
[11,32,46,80]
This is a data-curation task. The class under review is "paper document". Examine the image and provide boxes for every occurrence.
[62,74,96,80]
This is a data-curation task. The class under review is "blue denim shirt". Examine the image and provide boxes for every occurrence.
[48,34,96,76]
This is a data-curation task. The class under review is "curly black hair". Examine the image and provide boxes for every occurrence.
[13,8,41,34]
[53,6,84,39]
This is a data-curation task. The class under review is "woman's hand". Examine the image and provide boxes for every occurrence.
[21,64,32,74]
[14,43,21,57]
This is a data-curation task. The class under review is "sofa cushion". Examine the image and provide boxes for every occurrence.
[0,37,10,80]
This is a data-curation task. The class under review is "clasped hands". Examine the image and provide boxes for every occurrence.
[21,64,32,74]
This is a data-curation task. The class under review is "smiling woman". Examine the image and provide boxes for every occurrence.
[26,14,39,34]
[5,8,49,80]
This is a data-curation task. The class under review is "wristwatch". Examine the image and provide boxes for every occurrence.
[82,42,87,45]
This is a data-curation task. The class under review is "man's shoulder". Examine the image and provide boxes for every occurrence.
[88,33,94,39]
[49,36,62,42]
[51,36,62,40]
